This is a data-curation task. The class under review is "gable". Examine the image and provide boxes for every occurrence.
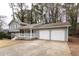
[10,21,17,26]
[9,20,20,27]
[9,19,21,25]
[9,19,21,31]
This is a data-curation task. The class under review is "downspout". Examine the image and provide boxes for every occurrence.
[65,27,68,41]
[66,27,69,41]
[49,29,51,40]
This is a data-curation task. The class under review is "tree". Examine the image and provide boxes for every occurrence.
[9,3,63,24]
[0,16,7,31]
[49,3,62,23]
[9,3,29,22]
[63,3,78,35]
[9,3,15,20]
[31,3,44,24]
[31,4,38,23]
[15,3,28,22]
[0,20,2,31]
[26,10,32,24]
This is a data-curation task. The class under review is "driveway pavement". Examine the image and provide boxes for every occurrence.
[0,40,71,56]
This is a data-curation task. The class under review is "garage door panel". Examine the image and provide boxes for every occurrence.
[51,29,65,41]
[39,30,49,40]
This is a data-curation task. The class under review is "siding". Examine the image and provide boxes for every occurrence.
[9,20,20,32]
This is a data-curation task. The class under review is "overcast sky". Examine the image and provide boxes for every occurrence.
[0,3,12,24]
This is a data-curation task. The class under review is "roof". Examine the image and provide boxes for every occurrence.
[19,22,71,29]
[9,19,20,25]
[9,19,29,26]
[20,22,29,26]
[19,24,42,29]
[33,22,71,29]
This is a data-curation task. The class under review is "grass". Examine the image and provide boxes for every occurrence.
[0,39,26,48]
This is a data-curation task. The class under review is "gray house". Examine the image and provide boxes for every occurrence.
[9,19,70,41]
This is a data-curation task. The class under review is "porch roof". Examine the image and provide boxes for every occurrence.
[19,24,40,29]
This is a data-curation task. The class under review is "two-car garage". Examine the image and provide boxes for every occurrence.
[33,22,70,41]
[39,28,68,41]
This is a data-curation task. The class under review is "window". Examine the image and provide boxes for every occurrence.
[20,29,24,33]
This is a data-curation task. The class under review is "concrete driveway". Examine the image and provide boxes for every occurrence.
[0,40,71,56]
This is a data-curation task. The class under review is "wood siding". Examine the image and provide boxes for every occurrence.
[9,20,20,32]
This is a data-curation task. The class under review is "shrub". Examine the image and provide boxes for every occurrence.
[0,32,11,39]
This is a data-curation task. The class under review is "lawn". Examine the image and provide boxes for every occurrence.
[0,39,26,48]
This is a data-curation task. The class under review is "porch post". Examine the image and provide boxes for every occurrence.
[24,29,25,39]
[30,29,32,39]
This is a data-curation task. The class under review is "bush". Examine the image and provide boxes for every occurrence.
[0,32,11,39]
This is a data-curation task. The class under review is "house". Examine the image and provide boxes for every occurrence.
[9,19,70,41]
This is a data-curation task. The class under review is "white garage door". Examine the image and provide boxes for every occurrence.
[39,30,49,40]
[51,29,66,41]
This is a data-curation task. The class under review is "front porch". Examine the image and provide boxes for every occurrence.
[15,32,38,39]
[11,24,39,40]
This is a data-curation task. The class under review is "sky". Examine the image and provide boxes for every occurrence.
[0,3,12,24]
